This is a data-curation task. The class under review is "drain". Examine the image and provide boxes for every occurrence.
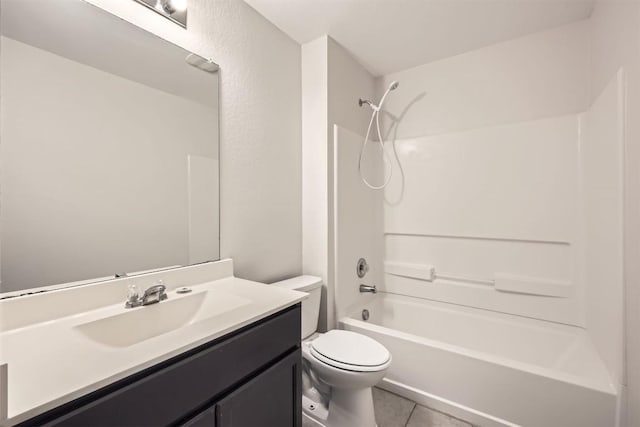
[176,287,192,294]
[362,309,370,321]
[309,404,316,411]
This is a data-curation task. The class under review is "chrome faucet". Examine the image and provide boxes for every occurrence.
[125,280,168,308]
[359,284,377,294]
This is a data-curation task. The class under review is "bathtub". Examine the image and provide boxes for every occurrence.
[339,294,617,427]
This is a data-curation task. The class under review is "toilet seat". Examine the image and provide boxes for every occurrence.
[310,330,391,372]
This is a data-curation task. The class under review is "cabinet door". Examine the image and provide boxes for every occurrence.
[181,406,217,427]
[216,349,301,427]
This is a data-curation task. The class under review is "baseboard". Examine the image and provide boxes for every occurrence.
[378,378,520,427]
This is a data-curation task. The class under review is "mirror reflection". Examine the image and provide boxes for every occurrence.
[0,0,220,294]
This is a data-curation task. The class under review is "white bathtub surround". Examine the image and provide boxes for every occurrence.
[331,95,621,424]
[357,71,625,424]
[581,70,625,390]
[0,260,306,426]
[341,294,616,427]
[381,115,583,326]
[588,2,640,424]
[324,15,626,425]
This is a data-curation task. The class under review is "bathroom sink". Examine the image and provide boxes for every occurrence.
[75,290,251,348]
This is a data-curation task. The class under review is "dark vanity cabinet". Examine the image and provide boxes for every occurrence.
[18,304,302,427]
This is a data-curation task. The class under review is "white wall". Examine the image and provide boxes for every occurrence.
[377,20,590,139]
[327,38,378,327]
[302,36,376,329]
[327,38,377,136]
[0,37,217,291]
[83,0,302,283]
[589,1,640,424]
[333,125,382,319]
[302,36,329,328]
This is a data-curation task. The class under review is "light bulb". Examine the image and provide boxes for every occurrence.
[156,0,187,14]
[168,0,187,12]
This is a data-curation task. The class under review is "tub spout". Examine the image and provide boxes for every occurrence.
[359,284,377,293]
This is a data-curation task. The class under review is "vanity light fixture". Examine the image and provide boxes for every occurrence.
[133,0,188,28]
[156,0,187,14]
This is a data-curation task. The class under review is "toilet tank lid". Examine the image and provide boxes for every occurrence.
[271,275,322,292]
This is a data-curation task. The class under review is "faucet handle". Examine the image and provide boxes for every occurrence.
[125,284,141,308]
[127,284,139,299]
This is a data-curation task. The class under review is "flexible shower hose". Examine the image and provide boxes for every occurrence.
[358,104,393,190]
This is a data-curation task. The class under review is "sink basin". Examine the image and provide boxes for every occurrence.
[75,290,251,347]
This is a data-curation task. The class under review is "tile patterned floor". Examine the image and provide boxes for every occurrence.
[373,388,474,427]
[302,387,474,427]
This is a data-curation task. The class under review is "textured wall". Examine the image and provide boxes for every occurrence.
[84,0,302,283]
[301,36,329,328]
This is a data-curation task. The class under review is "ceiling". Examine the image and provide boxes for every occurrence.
[244,0,595,76]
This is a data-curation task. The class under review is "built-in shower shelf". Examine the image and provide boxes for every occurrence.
[384,262,435,281]
[384,261,571,298]
[494,273,571,298]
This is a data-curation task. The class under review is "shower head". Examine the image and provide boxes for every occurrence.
[377,80,400,110]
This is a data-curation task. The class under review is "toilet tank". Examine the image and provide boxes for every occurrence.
[271,275,322,339]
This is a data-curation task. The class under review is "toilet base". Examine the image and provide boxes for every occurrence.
[302,388,377,427]
[303,395,329,426]
[327,387,377,427]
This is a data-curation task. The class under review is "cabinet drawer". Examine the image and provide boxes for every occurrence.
[20,305,300,427]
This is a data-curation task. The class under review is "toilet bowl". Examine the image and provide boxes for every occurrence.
[303,330,391,427]
[271,276,391,427]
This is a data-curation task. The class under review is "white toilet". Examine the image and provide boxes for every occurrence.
[272,276,391,427]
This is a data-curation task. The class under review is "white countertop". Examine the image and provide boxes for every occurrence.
[0,266,306,426]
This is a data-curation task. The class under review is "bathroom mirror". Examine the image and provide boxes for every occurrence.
[0,0,220,294]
